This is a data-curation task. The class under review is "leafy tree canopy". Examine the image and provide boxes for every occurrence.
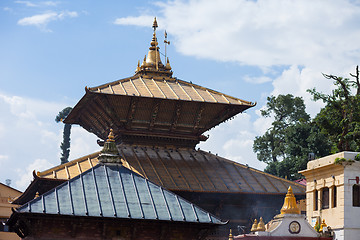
[307,66,360,152]
[253,94,331,180]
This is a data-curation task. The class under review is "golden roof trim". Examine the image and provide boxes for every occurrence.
[38,151,101,177]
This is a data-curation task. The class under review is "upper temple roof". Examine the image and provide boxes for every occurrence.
[64,19,255,147]
[88,76,253,106]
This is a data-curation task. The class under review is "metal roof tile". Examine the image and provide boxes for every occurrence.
[19,164,224,224]
[37,146,305,195]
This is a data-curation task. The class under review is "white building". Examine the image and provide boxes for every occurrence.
[300,151,360,240]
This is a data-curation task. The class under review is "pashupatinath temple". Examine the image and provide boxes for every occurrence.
[8,18,305,239]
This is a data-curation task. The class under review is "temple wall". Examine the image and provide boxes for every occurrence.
[20,217,215,240]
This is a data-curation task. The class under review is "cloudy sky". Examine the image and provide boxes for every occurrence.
[1,0,360,191]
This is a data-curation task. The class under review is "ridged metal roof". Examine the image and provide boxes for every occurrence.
[90,76,254,106]
[38,145,305,195]
[19,164,224,224]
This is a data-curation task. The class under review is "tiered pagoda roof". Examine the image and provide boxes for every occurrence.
[37,145,305,195]
[65,18,255,148]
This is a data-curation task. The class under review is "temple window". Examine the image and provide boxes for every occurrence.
[314,190,318,211]
[322,187,329,209]
[353,184,360,207]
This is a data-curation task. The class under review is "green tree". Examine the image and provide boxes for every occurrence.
[253,94,310,163]
[55,107,73,164]
[308,66,360,152]
[253,94,331,180]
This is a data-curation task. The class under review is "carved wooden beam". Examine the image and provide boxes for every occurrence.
[193,103,205,133]
[149,99,162,130]
[170,101,183,132]
[126,97,139,129]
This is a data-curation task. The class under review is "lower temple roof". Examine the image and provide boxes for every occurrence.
[38,144,305,195]
[15,163,224,224]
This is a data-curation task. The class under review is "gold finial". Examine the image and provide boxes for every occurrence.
[251,219,258,232]
[35,192,40,199]
[256,217,266,231]
[280,186,300,215]
[319,219,327,232]
[136,18,172,77]
[228,229,233,240]
[152,17,158,30]
[136,60,140,72]
[107,129,115,142]
[165,58,172,70]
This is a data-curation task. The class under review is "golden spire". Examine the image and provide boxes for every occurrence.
[153,17,158,30]
[34,192,40,199]
[280,186,300,215]
[251,219,258,232]
[135,17,173,77]
[256,217,266,231]
[136,60,140,72]
[228,229,233,240]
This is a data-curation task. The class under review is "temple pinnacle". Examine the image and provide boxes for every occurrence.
[153,17,158,30]
[280,186,300,215]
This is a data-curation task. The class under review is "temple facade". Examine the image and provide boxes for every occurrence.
[9,18,305,239]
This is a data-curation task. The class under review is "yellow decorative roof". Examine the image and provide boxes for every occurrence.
[89,76,253,106]
[39,144,305,195]
[280,186,300,215]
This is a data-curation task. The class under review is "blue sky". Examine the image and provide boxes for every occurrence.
[1,0,360,191]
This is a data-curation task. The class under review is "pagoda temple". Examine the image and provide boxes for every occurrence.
[11,18,305,238]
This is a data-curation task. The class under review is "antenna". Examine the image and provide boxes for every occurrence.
[164,30,170,62]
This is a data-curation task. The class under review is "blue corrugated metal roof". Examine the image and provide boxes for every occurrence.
[17,164,224,224]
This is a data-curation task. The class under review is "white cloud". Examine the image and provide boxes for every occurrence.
[15,158,54,190]
[199,113,266,170]
[0,93,99,191]
[0,155,9,165]
[244,75,272,84]
[114,15,155,27]
[116,0,360,86]
[15,1,60,7]
[42,1,59,7]
[15,1,37,7]
[3,7,13,12]
[17,11,78,31]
